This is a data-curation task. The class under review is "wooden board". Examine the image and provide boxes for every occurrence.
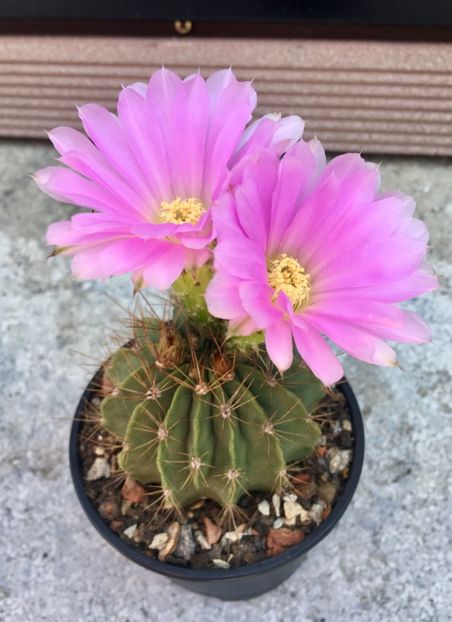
[1,35,451,155]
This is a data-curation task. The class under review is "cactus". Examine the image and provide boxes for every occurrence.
[100,310,325,512]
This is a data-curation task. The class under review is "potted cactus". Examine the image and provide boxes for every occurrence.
[35,68,437,601]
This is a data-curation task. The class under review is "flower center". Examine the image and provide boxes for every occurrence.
[267,253,311,311]
[159,197,206,225]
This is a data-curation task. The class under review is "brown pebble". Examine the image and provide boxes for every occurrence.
[266,528,305,557]
[317,481,339,505]
[121,476,146,504]
[203,516,222,545]
[293,475,317,500]
[110,519,124,532]
[159,521,181,562]
[98,500,119,520]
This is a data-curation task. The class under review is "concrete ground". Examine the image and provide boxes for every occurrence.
[0,140,451,622]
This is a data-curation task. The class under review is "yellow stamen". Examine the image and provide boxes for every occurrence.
[159,197,206,225]
[267,253,311,311]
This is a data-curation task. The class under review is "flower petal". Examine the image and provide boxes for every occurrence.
[34,166,127,214]
[307,298,432,344]
[205,273,245,319]
[139,242,186,290]
[78,103,150,199]
[313,235,427,289]
[117,86,173,208]
[264,320,294,372]
[239,281,282,328]
[292,320,343,386]
[70,238,151,279]
[301,313,398,367]
[214,238,267,280]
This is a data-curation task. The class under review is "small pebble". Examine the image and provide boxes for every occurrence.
[283,498,310,525]
[159,521,181,562]
[318,481,339,505]
[133,525,144,543]
[110,519,124,532]
[121,477,145,504]
[203,517,222,545]
[149,533,169,551]
[174,524,195,561]
[342,419,352,432]
[86,457,110,481]
[273,518,284,529]
[212,559,230,569]
[309,501,326,525]
[123,524,138,539]
[327,448,352,473]
[94,446,105,456]
[221,524,246,546]
[195,532,211,550]
[98,500,119,520]
[272,494,281,517]
[121,500,132,516]
[258,500,270,516]
[266,528,305,557]
[283,494,297,503]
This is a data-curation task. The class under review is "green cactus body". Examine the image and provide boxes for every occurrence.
[100,317,325,510]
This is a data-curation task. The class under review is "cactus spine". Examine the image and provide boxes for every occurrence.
[100,309,325,511]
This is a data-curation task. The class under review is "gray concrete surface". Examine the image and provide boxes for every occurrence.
[0,140,451,622]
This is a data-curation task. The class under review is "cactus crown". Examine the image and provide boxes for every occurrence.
[100,293,325,513]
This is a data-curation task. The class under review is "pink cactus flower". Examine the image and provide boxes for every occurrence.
[206,142,438,385]
[35,68,303,289]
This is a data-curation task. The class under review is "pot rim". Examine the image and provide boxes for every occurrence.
[70,371,364,582]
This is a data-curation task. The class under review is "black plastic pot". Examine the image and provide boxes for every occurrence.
[70,373,364,601]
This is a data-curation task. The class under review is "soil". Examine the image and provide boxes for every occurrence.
[78,386,354,570]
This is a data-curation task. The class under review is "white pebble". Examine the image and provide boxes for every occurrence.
[212,559,230,569]
[195,532,211,550]
[221,531,241,545]
[327,448,352,473]
[258,500,271,516]
[283,494,297,503]
[123,524,137,539]
[273,518,284,529]
[149,533,169,550]
[86,457,110,481]
[309,501,326,525]
[221,524,246,546]
[283,498,310,525]
[342,419,352,432]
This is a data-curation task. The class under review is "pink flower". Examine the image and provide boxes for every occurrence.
[35,68,303,289]
[206,142,438,385]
